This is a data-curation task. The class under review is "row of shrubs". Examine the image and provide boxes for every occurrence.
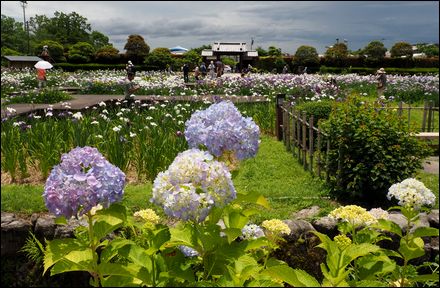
[53,62,439,75]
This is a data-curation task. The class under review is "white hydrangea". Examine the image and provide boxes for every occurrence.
[387,178,436,210]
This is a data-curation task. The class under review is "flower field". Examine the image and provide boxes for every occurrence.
[1,69,439,287]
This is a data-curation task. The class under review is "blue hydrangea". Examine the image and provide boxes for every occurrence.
[241,224,265,240]
[43,146,126,218]
[179,245,199,257]
[184,100,260,160]
[151,149,236,222]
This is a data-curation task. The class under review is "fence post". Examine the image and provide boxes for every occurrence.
[309,115,314,176]
[427,100,433,132]
[297,110,301,163]
[422,100,428,132]
[317,125,322,179]
[398,101,403,117]
[276,94,285,141]
[302,112,307,170]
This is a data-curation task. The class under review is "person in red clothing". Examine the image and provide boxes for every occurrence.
[37,68,47,89]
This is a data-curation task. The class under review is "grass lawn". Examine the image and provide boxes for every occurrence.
[1,135,438,224]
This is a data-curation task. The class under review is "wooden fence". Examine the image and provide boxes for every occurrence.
[275,94,439,179]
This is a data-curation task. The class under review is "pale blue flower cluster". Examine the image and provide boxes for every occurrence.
[387,178,436,210]
[241,224,265,240]
[179,245,200,257]
[184,100,260,160]
[43,146,126,218]
[151,149,236,222]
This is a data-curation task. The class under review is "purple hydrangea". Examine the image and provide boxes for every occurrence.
[184,100,260,160]
[43,146,126,218]
[151,149,236,222]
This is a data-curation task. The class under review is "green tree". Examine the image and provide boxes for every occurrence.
[68,41,95,63]
[95,45,120,63]
[1,14,27,53]
[124,34,150,64]
[190,44,212,55]
[183,50,202,69]
[416,43,439,57]
[35,40,65,62]
[325,42,348,59]
[294,45,320,67]
[29,12,92,46]
[390,41,413,58]
[325,42,349,66]
[89,31,110,50]
[256,46,268,56]
[363,40,387,61]
[268,46,282,56]
[144,47,174,70]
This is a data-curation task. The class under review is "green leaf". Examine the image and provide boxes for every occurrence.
[43,238,85,275]
[98,262,151,284]
[169,224,197,248]
[150,226,171,251]
[245,237,270,251]
[50,258,92,276]
[355,280,389,287]
[398,237,425,261]
[223,228,243,243]
[356,254,396,279]
[236,192,270,209]
[54,216,67,225]
[411,226,439,238]
[100,238,137,263]
[371,219,402,237]
[227,211,249,229]
[411,274,440,283]
[118,243,152,271]
[93,205,126,240]
[262,266,321,287]
[100,275,142,287]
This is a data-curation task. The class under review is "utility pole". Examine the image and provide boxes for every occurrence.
[20,1,29,54]
[20,1,27,30]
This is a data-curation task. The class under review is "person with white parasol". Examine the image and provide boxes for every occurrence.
[34,60,53,89]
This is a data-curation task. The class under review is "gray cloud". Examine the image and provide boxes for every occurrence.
[1,1,438,54]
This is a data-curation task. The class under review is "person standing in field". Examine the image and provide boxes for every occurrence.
[36,68,47,89]
[208,61,216,80]
[376,68,387,98]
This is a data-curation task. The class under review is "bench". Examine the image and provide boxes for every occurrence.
[415,132,439,141]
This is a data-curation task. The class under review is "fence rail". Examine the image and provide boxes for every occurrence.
[276,94,439,179]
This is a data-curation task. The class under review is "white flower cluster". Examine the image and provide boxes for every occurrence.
[151,149,236,222]
[387,178,436,210]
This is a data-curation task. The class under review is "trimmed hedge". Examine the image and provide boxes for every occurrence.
[54,63,161,72]
[318,66,439,75]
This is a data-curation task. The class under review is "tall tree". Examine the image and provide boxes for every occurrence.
[95,45,120,63]
[390,41,413,58]
[29,11,91,46]
[416,43,439,57]
[325,42,348,59]
[68,41,95,63]
[124,34,150,64]
[256,46,268,56]
[268,46,282,56]
[144,47,174,70]
[294,45,320,67]
[1,14,27,53]
[89,31,110,50]
[363,40,387,61]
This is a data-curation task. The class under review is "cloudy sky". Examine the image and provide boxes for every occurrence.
[1,1,439,54]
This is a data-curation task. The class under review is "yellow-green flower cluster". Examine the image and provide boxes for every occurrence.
[134,209,160,225]
[329,205,377,226]
[334,234,352,249]
[261,219,291,235]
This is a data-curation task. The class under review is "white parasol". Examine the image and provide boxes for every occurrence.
[34,60,53,69]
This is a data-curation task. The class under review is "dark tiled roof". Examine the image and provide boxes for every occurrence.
[3,56,43,62]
